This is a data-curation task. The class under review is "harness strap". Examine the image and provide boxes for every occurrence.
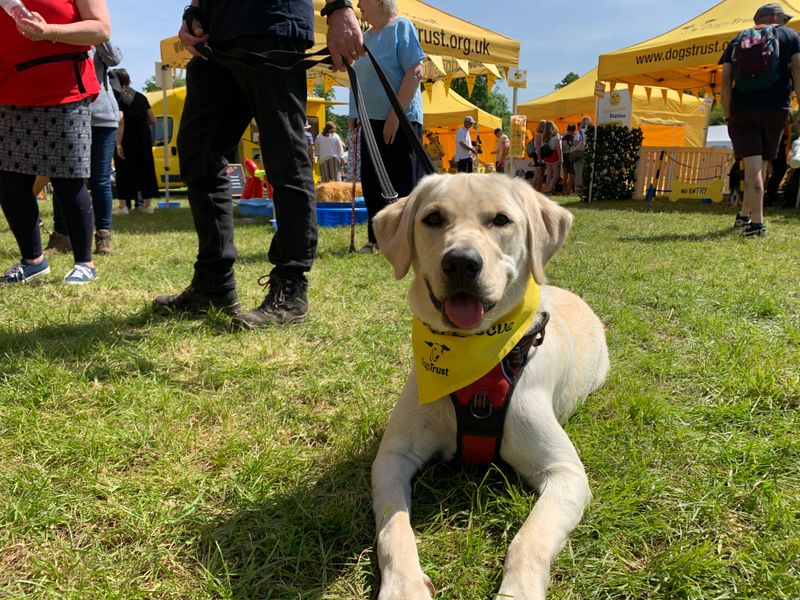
[450,312,550,465]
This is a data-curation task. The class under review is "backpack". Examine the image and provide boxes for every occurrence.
[526,139,537,159]
[731,25,781,92]
[561,134,574,164]
[540,142,553,158]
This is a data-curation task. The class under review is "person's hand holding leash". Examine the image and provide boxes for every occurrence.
[180,5,210,59]
[326,3,364,71]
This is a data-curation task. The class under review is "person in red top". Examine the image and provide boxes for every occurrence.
[0,0,110,285]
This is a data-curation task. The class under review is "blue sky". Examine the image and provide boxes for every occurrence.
[110,0,718,106]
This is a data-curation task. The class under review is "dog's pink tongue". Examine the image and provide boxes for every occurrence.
[444,294,484,329]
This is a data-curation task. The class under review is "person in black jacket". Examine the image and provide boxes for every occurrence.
[153,0,363,328]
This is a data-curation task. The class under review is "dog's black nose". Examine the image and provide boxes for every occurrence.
[442,247,483,282]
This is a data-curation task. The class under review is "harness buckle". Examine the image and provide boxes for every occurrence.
[470,394,492,419]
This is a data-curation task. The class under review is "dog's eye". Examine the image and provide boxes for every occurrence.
[493,213,511,227]
[422,211,444,227]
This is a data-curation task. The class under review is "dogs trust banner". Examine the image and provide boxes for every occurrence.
[597,0,800,94]
[161,0,520,86]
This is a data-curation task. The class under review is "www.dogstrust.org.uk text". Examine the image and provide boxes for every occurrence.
[634,39,730,65]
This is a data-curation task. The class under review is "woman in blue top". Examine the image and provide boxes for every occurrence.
[349,0,425,253]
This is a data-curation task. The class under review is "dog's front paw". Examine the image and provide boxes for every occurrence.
[378,570,435,600]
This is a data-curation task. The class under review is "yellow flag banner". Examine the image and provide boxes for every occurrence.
[486,72,496,94]
[424,81,434,102]
[443,74,453,96]
[412,280,540,404]
[307,78,315,96]
[466,73,477,97]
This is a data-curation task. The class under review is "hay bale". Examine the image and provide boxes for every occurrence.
[316,181,362,202]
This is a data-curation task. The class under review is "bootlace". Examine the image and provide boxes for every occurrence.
[257,274,303,310]
[258,274,289,309]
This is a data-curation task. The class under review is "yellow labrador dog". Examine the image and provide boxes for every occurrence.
[371,173,609,600]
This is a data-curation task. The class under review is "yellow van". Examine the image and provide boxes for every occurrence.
[145,88,329,190]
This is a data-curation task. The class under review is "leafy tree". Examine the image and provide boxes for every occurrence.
[554,72,580,90]
[313,84,349,138]
[450,75,511,131]
[142,75,186,92]
[709,102,725,126]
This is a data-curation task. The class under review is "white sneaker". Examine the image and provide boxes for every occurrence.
[141,205,155,214]
[113,206,129,216]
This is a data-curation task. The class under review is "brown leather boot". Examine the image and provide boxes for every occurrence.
[94,229,113,254]
[43,231,72,255]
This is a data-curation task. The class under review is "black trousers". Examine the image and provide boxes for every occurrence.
[177,36,317,293]
[0,172,93,263]
[457,158,473,173]
[360,119,423,244]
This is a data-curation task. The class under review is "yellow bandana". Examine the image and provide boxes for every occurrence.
[412,280,541,404]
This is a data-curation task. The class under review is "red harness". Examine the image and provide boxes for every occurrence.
[450,312,549,465]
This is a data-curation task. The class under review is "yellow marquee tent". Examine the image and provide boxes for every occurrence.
[160,0,520,85]
[423,81,501,129]
[518,68,711,147]
[597,0,800,94]
[422,80,501,168]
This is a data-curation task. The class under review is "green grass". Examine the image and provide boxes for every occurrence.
[1,197,798,599]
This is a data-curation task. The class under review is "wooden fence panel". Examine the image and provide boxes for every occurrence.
[633,147,735,199]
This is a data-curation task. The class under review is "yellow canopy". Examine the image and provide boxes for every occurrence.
[421,81,501,169]
[597,0,800,94]
[161,0,519,85]
[518,68,711,147]
[423,81,501,130]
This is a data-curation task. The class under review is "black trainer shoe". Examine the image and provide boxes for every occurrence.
[231,274,309,329]
[153,285,241,316]
[741,222,767,237]
[733,213,751,229]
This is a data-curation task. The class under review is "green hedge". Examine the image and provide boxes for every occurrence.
[581,125,643,201]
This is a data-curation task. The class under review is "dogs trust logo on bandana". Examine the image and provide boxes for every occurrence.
[412,279,541,404]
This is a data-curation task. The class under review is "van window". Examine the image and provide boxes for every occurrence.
[152,116,174,147]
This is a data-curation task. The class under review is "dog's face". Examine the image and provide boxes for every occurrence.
[374,173,573,333]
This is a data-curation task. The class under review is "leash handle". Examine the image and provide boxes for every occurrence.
[346,60,398,202]
[182,5,212,60]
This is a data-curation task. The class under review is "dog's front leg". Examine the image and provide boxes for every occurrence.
[496,416,592,600]
[372,449,434,600]
[372,386,446,600]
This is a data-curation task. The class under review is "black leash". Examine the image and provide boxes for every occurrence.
[181,11,436,200]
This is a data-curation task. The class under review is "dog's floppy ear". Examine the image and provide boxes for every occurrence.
[374,175,436,279]
[513,179,573,284]
[373,194,415,278]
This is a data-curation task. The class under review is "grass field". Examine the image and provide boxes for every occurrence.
[1,196,798,599]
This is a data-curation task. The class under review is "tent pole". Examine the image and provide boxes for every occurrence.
[588,92,600,203]
[162,79,170,204]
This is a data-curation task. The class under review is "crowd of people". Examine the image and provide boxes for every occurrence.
[3,0,797,293]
